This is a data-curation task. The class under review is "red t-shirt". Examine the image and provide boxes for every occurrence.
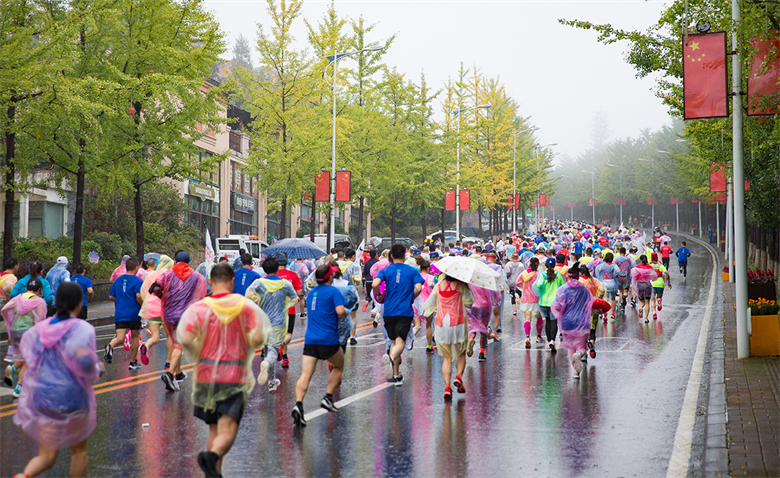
[277,268,302,314]
[660,245,672,259]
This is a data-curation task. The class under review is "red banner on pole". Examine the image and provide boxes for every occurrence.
[683,32,728,120]
[748,36,780,116]
[647,196,652,205]
[508,195,514,210]
[616,198,621,206]
[595,201,598,206]
[335,171,351,202]
[671,197,677,205]
[678,200,684,205]
[531,200,538,207]
[589,199,593,207]
[514,193,521,210]
[710,169,727,192]
[692,199,699,204]
[459,189,470,211]
[445,190,456,211]
[745,180,750,191]
[621,198,626,206]
[315,172,330,202]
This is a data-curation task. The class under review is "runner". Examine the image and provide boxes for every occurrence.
[660,241,673,270]
[70,263,94,320]
[245,256,299,392]
[504,252,523,316]
[412,259,436,354]
[1,257,19,363]
[177,264,271,478]
[2,279,47,398]
[649,252,672,320]
[614,247,634,310]
[110,255,131,283]
[44,256,70,295]
[105,257,144,371]
[361,249,379,313]
[233,253,261,296]
[157,251,207,391]
[484,252,505,335]
[631,255,657,323]
[675,241,691,278]
[13,282,105,478]
[372,244,424,385]
[552,263,593,379]
[10,262,54,310]
[340,249,362,345]
[594,253,621,320]
[516,257,543,348]
[274,252,303,368]
[292,263,348,427]
[578,264,605,358]
[533,258,566,353]
[138,254,174,367]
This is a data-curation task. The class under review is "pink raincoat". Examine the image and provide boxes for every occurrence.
[139,255,174,321]
[1,292,48,362]
[424,279,474,360]
[110,255,131,283]
[158,263,207,325]
[552,279,594,352]
[631,264,657,296]
[412,272,435,320]
[14,317,100,449]
[466,285,497,335]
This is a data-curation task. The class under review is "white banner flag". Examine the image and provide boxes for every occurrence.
[205,228,216,264]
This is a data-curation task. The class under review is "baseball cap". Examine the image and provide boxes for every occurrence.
[545,257,557,268]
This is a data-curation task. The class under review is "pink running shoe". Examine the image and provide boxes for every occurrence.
[139,344,149,365]
[123,330,131,351]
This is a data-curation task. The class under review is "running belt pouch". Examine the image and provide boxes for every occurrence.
[32,348,88,412]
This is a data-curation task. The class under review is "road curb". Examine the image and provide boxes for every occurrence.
[1,314,116,343]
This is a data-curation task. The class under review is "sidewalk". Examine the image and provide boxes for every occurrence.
[721,282,780,477]
[0,301,117,343]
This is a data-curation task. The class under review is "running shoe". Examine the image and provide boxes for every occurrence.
[197,451,220,478]
[161,372,179,392]
[572,352,583,376]
[587,341,596,359]
[123,330,131,351]
[466,336,476,357]
[12,382,22,398]
[268,379,281,392]
[392,374,404,386]
[525,338,531,349]
[580,353,588,362]
[4,364,17,387]
[349,337,358,345]
[443,385,452,401]
[610,310,615,319]
[164,362,170,371]
[513,309,517,315]
[257,361,269,386]
[382,354,394,380]
[299,312,307,318]
[490,331,501,342]
[104,343,113,364]
[175,372,187,382]
[638,309,644,319]
[496,327,502,334]
[320,395,338,412]
[328,362,333,372]
[281,356,289,368]
[139,344,149,365]
[631,299,637,308]
[362,301,368,312]
[653,313,658,320]
[128,362,141,371]
[3,352,13,363]
[548,341,557,354]
[372,318,378,328]
[292,404,307,427]
[657,303,663,311]
[536,334,543,344]
[277,345,284,360]
[645,317,650,324]
[453,375,466,393]
[426,346,434,354]
[478,351,487,362]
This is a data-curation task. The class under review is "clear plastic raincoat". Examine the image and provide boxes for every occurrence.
[1,292,48,361]
[177,295,271,412]
[158,263,207,325]
[466,285,497,335]
[631,264,657,295]
[139,255,174,321]
[332,278,358,346]
[45,257,70,295]
[245,278,297,345]
[424,278,474,360]
[552,279,594,352]
[14,317,100,449]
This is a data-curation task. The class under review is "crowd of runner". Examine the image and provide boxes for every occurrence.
[0,220,694,478]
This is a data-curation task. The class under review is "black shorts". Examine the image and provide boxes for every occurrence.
[637,283,653,301]
[384,316,413,341]
[287,313,296,335]
[194,392,245,425]
[115,320,142,331]
[78,306,88,320]
[303,344,340,361]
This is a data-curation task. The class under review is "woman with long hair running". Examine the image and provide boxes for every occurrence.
[552,263,594,379]
[533,257,566,353]
[516,257,543,349]
[579,264,605,358]
[631,255,657,323]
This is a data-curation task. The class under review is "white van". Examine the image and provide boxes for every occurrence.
[309,233,354,252]
[215,235,268,267]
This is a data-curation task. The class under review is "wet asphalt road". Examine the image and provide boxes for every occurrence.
[0,235,718,478]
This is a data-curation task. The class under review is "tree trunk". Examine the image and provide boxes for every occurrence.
[3,106,15,263]
[390,207,397,244]
[134,181,144,258]
[357,196,364,243]
[280,198,287,239]
[309,195,316,243]
[421,209,427,239]
[488,207,493,239]
[440,208,445,244]
[477,205,482,237]
[72,157,86,265]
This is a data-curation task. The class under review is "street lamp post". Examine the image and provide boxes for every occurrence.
[534,143,557,231]
[324,45,384,250]
[511,127,540,233]
[606,163,623,225]
[581,170,596,224]
[452,103,491,241]
[637,157,654,228]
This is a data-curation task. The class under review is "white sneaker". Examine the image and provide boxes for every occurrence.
[257,361,269,386]
[268,378,281,392]
[572,352,583,374]
[382,354,394,380]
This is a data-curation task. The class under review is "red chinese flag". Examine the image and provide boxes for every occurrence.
[683,32,728,120]
[460,189,470,211]
[567,201,571,208]
[445,191,456,211]
[589,199,593,207]
[541,194,549,207]
[595,201,598,206]
[531,200,538,207]
[515,193,521,210]
[621,198,626,206]
[647,196,652,205]
[616,198,621,206]
[314,172,330,202]
[709,170,727,192]
[671,197,677,205]
[335,171,351,202]
[748,37,780,116]
[508,196,514,210]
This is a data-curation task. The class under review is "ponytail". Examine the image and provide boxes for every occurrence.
[546,264,556,283]
[29,261,43,281]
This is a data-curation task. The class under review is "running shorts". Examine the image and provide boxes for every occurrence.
[616,278,630,290]
[604,286,618,299]
[147,317,163,325]
[384,316,413,341]
[539,306,555,320]
[78,306,88,320]
[194,391,245,425]
[115,320,142,331]
[303,344,340,361]
[519,302,539,315]
[653,287,664,297]
[287,313,296,335]
[637,283,652,301]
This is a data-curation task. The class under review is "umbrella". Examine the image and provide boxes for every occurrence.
[260,238,326,261]
[592,298,612,314]
[434,256,506,291]
[144,252,161,262]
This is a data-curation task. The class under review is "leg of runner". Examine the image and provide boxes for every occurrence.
[325,349,344,396]
[208,415,239,476]
[441,349,453,400]
[141,322,161,366]
[425,316,434,353]
[293,355,318,426]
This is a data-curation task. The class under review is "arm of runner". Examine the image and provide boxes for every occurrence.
[336,304,347,318]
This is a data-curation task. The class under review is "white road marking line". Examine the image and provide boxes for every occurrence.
[303,382,394,422]
[666,235,718,478]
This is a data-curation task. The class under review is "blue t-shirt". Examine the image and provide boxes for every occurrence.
[305,285,345,346]
[109,274,143,322]
[376,263,424,317]
[573,242,584,255]
[675,247,691,263]
[71,275,93,307]
[233,268,261,296]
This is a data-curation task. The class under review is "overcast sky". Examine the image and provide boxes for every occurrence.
[204,0,674,160]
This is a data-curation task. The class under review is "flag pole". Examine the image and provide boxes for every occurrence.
[731,0,750,358]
